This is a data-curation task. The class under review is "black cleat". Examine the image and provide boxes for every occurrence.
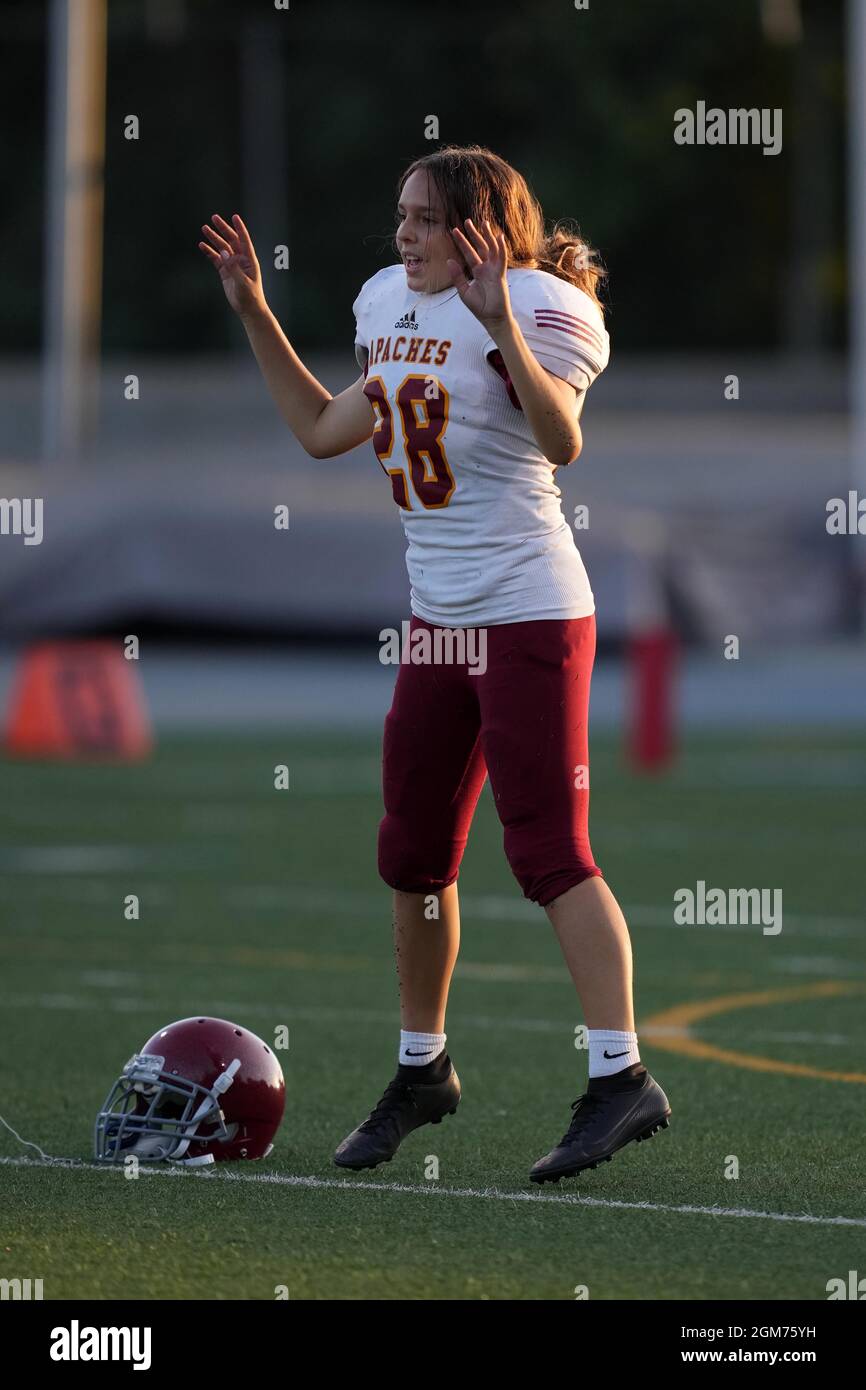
[529,1068,671,1184]
[334,1055,461,1171]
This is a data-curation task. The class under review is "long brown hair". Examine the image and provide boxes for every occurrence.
[397,144,606,315]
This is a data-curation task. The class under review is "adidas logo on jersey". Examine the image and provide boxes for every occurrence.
[394,308,418,330]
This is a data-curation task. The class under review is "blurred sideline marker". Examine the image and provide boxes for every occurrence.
[627,627,679,771]
[4,641,152,761]
[624,513,679,772]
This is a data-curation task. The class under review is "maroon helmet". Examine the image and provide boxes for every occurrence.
[95,1016,285,1165]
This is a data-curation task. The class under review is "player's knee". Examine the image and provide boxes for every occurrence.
[503,832,601,905]
[377,812,459,895]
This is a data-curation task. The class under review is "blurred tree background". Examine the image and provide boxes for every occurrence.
[2,0,846,357]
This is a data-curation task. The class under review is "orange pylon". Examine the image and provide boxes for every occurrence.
[4,640,152,760]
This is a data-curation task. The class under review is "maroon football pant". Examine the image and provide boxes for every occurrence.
[378,614,602,907]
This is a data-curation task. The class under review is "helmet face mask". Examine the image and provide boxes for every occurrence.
[95,1052,234,1164]
[94,1019,285,1165]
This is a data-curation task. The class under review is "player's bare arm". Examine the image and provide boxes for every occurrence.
[199,212,374,459]
[448,218,583,468]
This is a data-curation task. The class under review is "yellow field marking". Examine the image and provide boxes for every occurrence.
[643,982,866,1083]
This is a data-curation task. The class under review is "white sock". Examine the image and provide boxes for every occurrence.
[399,1030,446,1066]
[588,1029,641,1078]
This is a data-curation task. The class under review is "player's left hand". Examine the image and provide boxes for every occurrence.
[447,219,513,330]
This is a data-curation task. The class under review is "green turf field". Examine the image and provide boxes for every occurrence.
[1,728,864,1300]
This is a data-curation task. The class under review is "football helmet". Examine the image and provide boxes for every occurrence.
[94,1016,285,1165]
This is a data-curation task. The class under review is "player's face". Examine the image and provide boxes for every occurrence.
[396,171,460,295]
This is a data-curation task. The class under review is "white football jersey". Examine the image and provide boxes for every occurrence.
[352,263,610,627]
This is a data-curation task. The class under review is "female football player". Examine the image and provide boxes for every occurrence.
[199,145,671,1184]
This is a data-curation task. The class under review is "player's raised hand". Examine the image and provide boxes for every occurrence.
[198,213,267,320]
[447,218,512,328]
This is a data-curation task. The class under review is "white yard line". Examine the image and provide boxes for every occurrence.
[235,887,866,940]
[0,993,608,1031]
[1,1154,863,1228]
[0,847,146,872]
[1,871,863,941]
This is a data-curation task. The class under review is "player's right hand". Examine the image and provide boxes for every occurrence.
[198,212,267,321]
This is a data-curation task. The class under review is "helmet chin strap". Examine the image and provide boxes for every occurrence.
[128,1134,179,1160]
[213,1058,242,1094]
